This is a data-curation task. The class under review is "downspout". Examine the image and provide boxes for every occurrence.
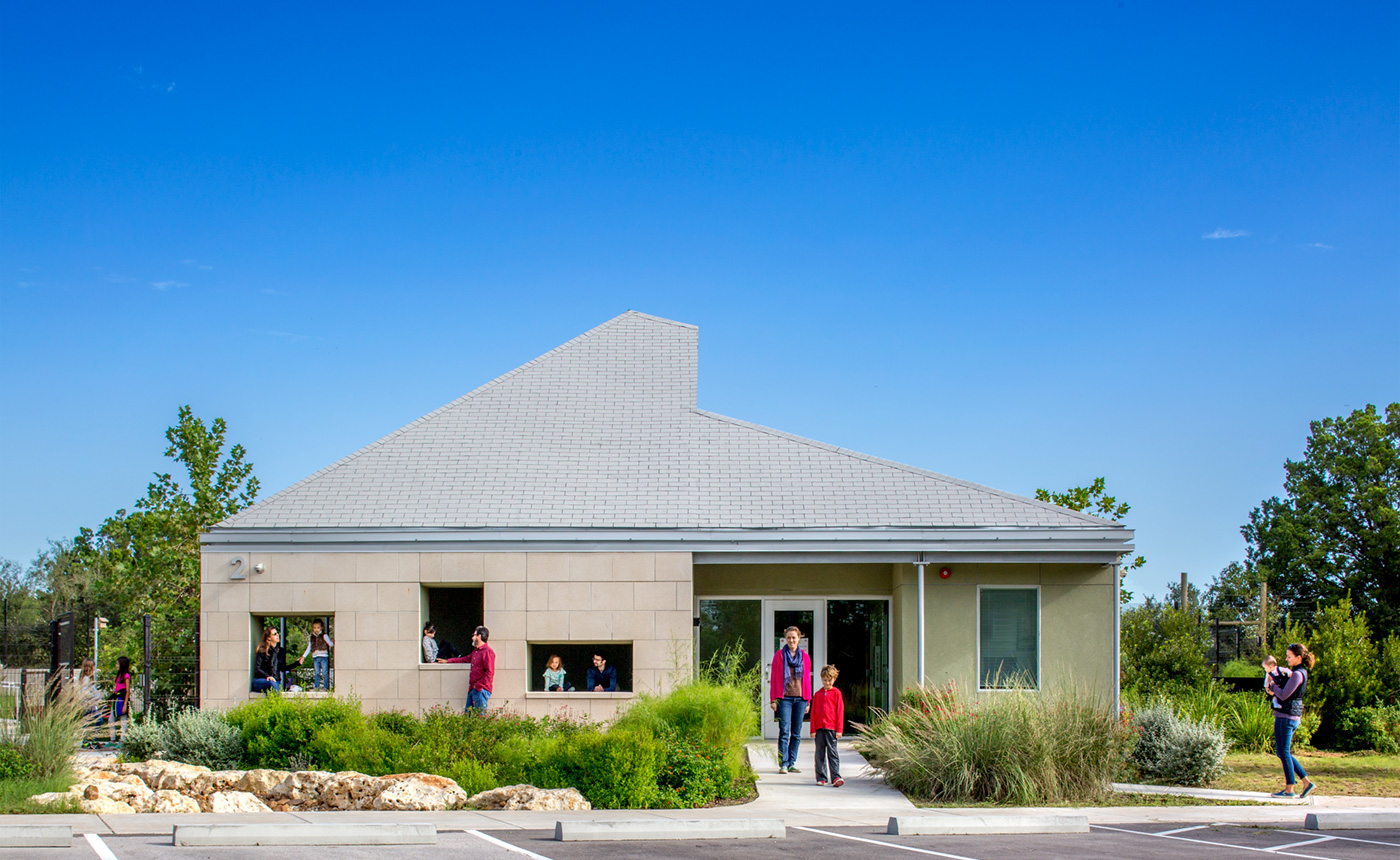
[915,557,927,687]
[1112,561,1121,718]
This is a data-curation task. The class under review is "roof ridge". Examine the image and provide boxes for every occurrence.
[222,311,676,526]
[691,409,1116,526]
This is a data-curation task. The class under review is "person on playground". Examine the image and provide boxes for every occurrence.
[769,625,812,774]
[1266,643,1317,798]
[110,656,133,742]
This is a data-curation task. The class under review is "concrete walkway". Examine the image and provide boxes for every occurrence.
[6,740,1398,836]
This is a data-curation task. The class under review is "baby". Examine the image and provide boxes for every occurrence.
[1262,655,1293,709]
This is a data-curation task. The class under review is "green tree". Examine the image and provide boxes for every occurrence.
[0,556,44,627]
[1305,597,1381,748]
[1205,561,1262,622]
[1119,598,1212,694]
[1243,403,1400,632]
[76,406,260,621]
[1036,476,1144,603]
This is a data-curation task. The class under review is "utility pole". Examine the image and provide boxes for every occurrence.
[1258,580,1269,645]
[1180,571,1189,611]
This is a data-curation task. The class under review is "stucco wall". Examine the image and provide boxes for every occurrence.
[892,562,1116,698]
[200,551,693,720]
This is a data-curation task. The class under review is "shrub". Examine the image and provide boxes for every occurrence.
[854,682,1127,805]
[0,744,34,780]
[549,729,665,809]
[120,718,167,762]
[613,680,755,789]
[1307,599,1381,748]
[369,710,422,740]
[163,709,243,770]
[1120,602,1212,694]
[1129,704,1229,786]
[2,688,92,778]
[653,728,733,808]
[225,694,367,769]
[1333,705,1400,754]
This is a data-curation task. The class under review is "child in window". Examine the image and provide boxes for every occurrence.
[301,619,334,691]
[543,654,574,691]
[810,664,845,787]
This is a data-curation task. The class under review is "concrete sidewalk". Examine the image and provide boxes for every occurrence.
[5,740,1396,836]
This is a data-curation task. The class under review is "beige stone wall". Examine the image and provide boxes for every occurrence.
[200,551,693,721]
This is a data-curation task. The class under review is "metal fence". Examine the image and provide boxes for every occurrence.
[141,614,200,720]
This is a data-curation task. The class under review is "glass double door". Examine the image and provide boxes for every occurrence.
[697,595,890,738]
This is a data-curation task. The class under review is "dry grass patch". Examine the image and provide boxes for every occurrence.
[1212,751,1400,797]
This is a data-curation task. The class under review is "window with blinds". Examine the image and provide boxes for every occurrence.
[979,587,1039,689]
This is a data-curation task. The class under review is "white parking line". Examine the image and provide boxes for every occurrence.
[1156,825,1210,835]
[84,833,119,860]
[1270,828,1400,848]
[1091,824,1341,860]
[792,826,983,860]
[468,829,558,860]
[1267,836,1336,852]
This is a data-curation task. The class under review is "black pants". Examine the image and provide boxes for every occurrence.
[814,728,840,781]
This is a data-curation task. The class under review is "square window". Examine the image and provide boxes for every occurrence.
[978,588,1038,689]
[529,643,632,692]
[421,587,484,663]
[251,615,336,693]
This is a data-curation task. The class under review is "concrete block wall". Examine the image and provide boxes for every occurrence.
[200,551,693,721]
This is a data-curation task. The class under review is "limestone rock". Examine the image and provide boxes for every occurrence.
[207,791,272,814]
[128,759,181,787]
[150,790,201,814]
[324,771,383,810]
[192,770,245,796]
[371,773,468,811]
[28,790,80,807]
[236,769,289,797]
[467,784,591,811]
[153,763,211,792]
[81,797,136,814]
[269,770,333,806]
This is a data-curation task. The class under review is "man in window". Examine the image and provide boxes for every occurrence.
[587,649,618,692]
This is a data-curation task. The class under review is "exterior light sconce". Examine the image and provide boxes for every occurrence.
[254,563,266,574]
[939,567,952,579]
[229,557,247,580]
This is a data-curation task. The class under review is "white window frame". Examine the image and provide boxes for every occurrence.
[976,585,1042,692]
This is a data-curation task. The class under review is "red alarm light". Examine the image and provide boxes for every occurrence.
[939,567,952,579]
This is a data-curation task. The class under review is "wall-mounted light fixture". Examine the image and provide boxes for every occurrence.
[254,563,265,574]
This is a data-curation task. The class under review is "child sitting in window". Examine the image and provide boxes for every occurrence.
[543,654,574,691]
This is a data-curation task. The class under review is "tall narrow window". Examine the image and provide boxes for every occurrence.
[979,588,1038,689]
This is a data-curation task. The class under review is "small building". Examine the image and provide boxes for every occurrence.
[200,312,1131,731]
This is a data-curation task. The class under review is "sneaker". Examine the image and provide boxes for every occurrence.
[787,767,801,774]
[833,777,845,787]
[1271,790,1296,797]
[1300,782,1318,798]
[816,779,828,786]
[777,766,787,775]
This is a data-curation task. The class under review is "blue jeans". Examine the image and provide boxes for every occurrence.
[776,697,807,768]
[313,655,330,690]
[1274,716,1308,786]
[251,677,281,694]
[467,688,491,714]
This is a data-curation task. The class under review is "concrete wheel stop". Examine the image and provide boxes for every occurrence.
[1304,811,1400,831]
[0,824,72,848]
[172,822,438,846]
[888,814,1091,835]
[554,818,787,841]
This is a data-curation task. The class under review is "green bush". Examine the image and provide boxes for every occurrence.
[369,710,423,741]
[613,680,755,789]
[1120,602,1212,694]
[1307,599,1381,748]
[225,694,367,769]
[1129,704,1229,786]
[653,728,734,808]
[1334,705,1400,754]
[855,682,1127,805]
[163,709,243,770]
[0,743,34,780]
[550,729,665,809]
[121,718,166,762]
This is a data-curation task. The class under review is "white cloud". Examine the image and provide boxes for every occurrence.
[151,280,188,290]
[259,287,286,296]
[1203,228,1250,239]
[1305,242,1334,250]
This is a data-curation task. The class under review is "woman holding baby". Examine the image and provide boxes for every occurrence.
[1264,643,1317,798]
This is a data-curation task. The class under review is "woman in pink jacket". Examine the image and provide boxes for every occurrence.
[769,626,812,774]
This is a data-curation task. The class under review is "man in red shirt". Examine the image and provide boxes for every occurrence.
[439,625,495,714]
[810,664,845,786]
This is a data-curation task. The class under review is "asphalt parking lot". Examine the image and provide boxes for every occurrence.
[5,823,1399,860]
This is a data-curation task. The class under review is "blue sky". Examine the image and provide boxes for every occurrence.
[2,3,1396,602]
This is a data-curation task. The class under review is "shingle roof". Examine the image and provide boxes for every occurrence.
[216,312,1111,531]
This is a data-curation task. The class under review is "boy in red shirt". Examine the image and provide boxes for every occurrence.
[810,664,845,786]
